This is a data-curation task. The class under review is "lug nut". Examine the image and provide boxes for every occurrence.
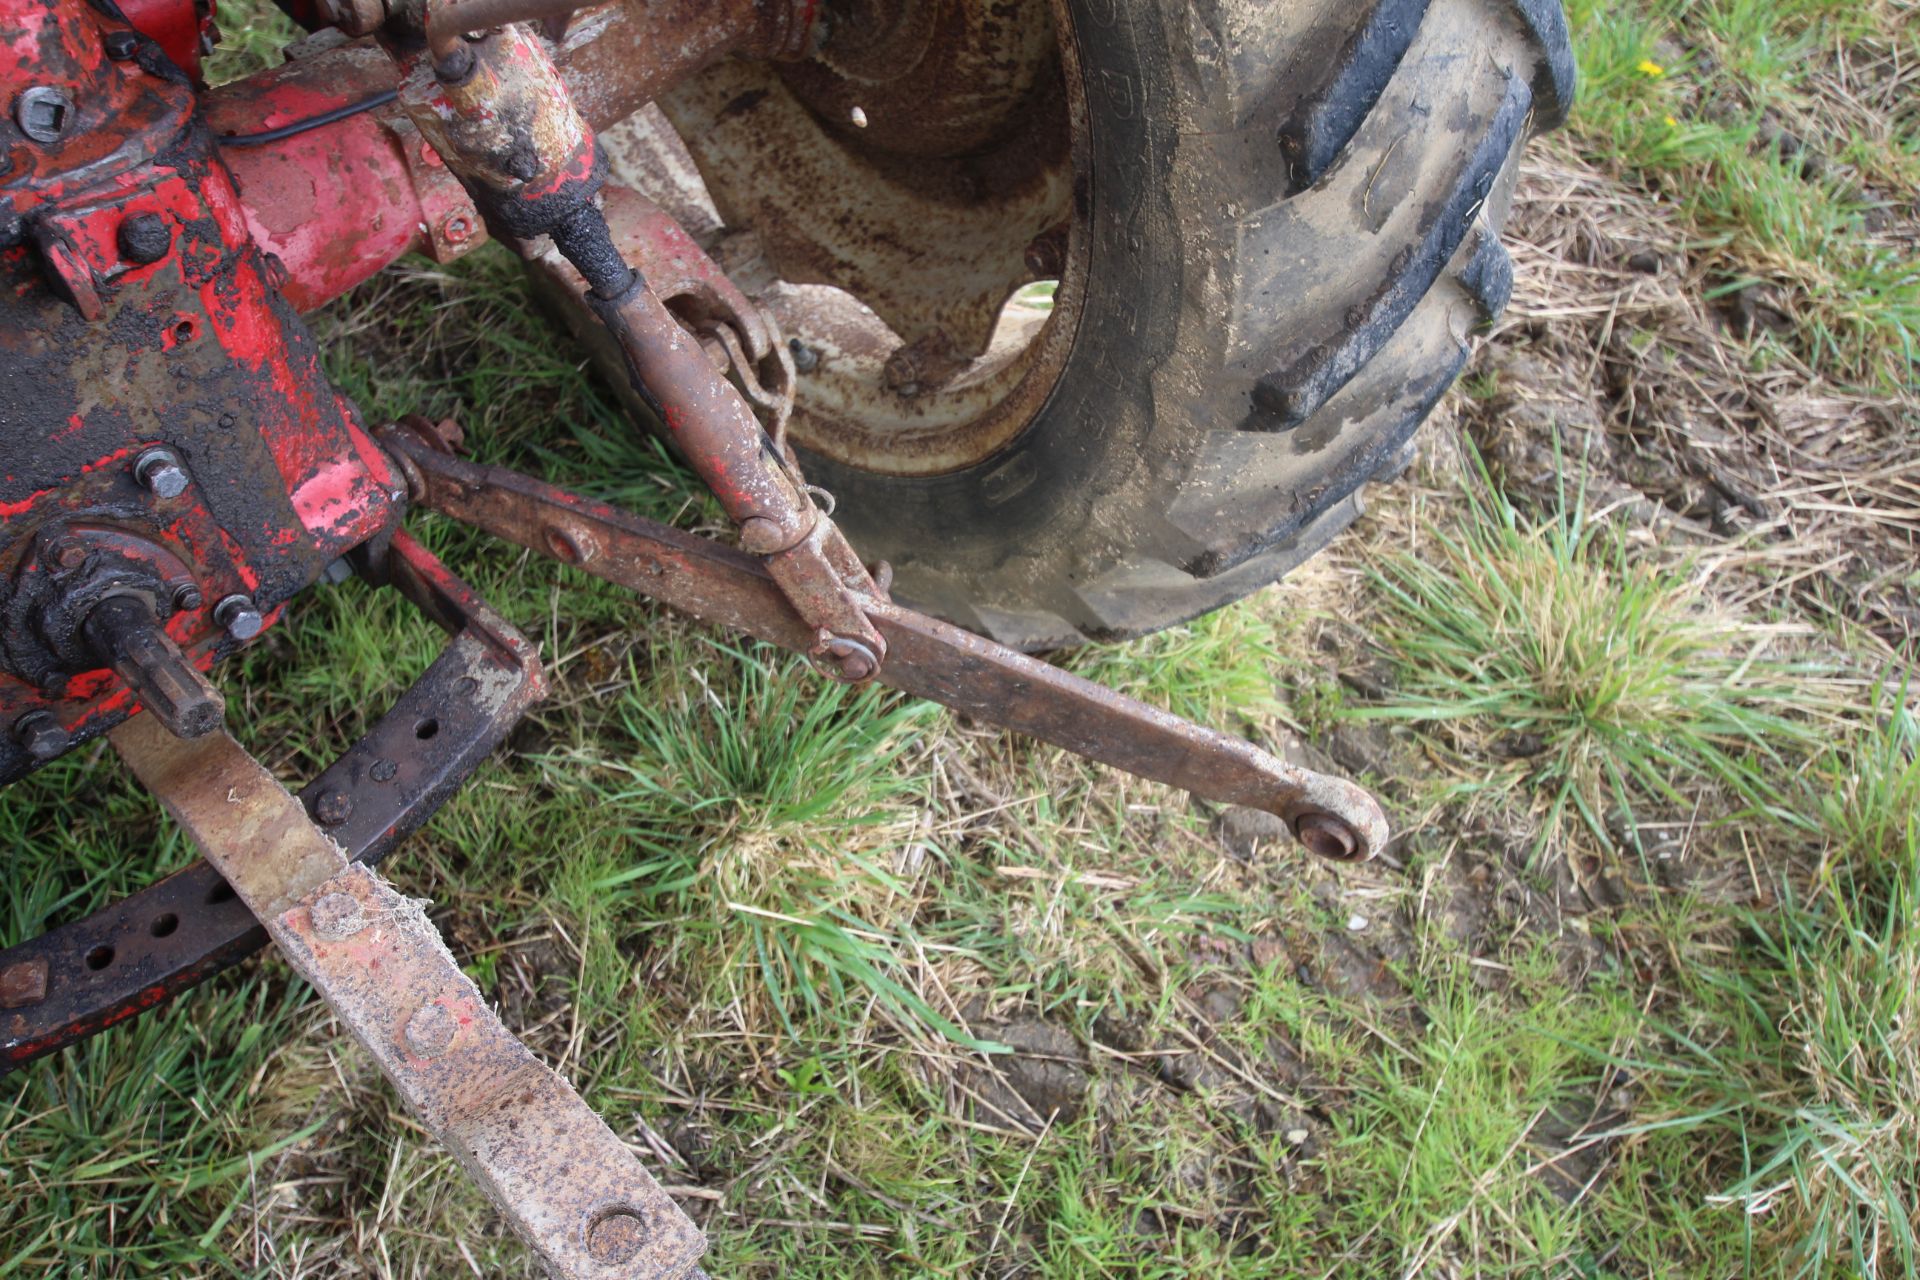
[171,582,204,612]
[133,447,189,499]
[12,711,70,762]
[117,212,171,265]
[214,594,265,640]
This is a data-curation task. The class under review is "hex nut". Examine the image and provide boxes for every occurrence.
[12,711,70,762]
[134,447,189,499]
[214,594,265,640]
[313,789,354,828]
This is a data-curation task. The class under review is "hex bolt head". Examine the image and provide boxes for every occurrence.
[171,582,204,613]
[586,1210,648,1264]
[12,711,70,762]
[133,447,189,499]
[103,29,142,59]
[404,1002,458,1059]
[308,891,366,941]
[313,789,354,828]
[15,87,74,144]
[117,212,171,265]
[214,594,264,640]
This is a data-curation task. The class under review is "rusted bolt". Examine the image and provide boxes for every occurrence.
[545,526,594,564]
[404,1002,458,1058]
[103,29,141,59]
[134,447,190,499]
[815,635,880,683]
[788,337,819,373]
[1024,226,1068,279]
[441,213,473,245]
[737,516,788,555]
[369,758,398,783]
[1294,813,1361,862]
[118,213,171,265]
[217,411,237,429]
[0,957,49,1009]
[12,711,70,762]
[119,211,171,264]
[15,87,74,145]
[309,891,366,941]
[214,594,264,640]
[171,582,204,612]
[313,790,354,828]
[586,1209,648,1264]
[50,539,87,571]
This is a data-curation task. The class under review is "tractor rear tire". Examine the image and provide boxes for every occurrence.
[796,0,1573,648]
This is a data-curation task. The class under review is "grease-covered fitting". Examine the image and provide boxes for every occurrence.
[395,23,626,293]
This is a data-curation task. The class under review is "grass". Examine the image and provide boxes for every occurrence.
[5,0,1920,1277]
[1354,453,1827,855]
[1559,0,1920,389]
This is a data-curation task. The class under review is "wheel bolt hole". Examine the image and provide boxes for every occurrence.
[205,880,236,905]
[150,912,179,938]
[85,945,114,971]
[414,718,439,740]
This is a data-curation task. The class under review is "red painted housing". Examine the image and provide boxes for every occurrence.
[0,0,405,779]
[204,38,485,311]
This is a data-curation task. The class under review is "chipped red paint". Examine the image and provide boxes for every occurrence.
[205,42,484,311]
[0,0,403,780]
[117,0,213,83]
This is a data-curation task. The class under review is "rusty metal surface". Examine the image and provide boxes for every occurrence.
[533,185,796,446]
[110,722,706,1278]
[659,0,1069,357]
[113,716,353,917]
[639,0,1085,477]
[555,0,815,130]
[1,533,543,1073]
[387,436,1389,860]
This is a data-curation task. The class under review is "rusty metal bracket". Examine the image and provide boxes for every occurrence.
[380,429,1390,861]
[111,714,707,1279]
[1,532,542,1073]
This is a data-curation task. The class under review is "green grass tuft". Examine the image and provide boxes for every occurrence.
[1356,454,1824,855]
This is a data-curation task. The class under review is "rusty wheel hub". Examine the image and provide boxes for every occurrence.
[626,0,1085,476]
